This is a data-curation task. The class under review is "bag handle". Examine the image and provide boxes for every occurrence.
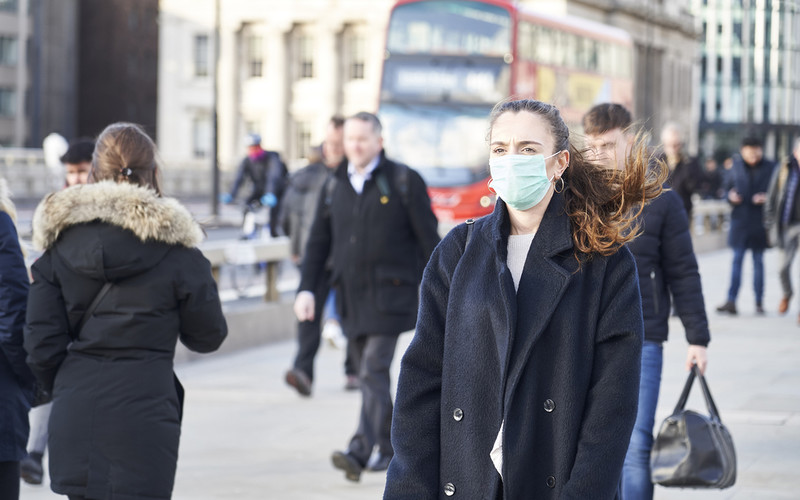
[673,364,723,422]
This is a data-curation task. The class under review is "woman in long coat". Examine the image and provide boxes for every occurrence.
[24,123,227,500]
[384,100,665,499]
[0,178,34,500]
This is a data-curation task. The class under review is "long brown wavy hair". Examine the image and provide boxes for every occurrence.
[90,123,162,195]
[488,99,666,256]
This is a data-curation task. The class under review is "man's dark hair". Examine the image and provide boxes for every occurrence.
[741,135,763,148]
[348,111,382,135]
[330,115,345,129]
[60,138,95,164]
[582,103,633,135]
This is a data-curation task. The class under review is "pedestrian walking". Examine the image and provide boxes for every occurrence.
[659,122,703,218]
[0,178,35,500]
[21,138,96,486]
[24,122,227,500]
[384,99,665,499]
[294,112,440,482]
[583,103,710,500]
[221,133,288,237]
[716,136,776,315]
[281,116,357,394]
[764,137,800,320]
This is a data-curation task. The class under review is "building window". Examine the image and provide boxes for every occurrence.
[192,116,211,159]
[296,121,312,159]
[0,0,16,12]
[298,35,314,79]
[194,34,209,77]
[0,37,16,65]
[247,35,263,78]
[0,88,15,116]
[732,57,741,82]
[346,29,365,80]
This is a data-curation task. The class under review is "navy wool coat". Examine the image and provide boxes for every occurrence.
[724,155,776,250]
[0,196,34,462]
[385,195,643,499]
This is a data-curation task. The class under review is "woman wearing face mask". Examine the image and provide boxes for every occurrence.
[384,99,666,500]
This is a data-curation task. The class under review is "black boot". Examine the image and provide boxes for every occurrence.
[716,301,738,315]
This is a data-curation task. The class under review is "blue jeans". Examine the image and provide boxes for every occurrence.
[727,246,764,303]
[324,289,340,323]
[622,341,663,500]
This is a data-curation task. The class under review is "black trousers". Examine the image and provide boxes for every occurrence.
[346,334,399,465]
[292,273,355,381]
[0,461,20,500]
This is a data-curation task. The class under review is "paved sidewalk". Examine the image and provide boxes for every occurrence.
[20,247,800,499]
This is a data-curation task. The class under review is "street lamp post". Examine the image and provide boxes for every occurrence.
[211,0,221,217]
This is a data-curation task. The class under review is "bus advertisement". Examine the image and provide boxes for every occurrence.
[378,0,634,222]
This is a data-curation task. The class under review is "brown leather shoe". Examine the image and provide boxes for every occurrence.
[779,296,790,314]
[285,368,312,397]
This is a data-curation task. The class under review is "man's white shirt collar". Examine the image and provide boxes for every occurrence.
[347,155,380,194]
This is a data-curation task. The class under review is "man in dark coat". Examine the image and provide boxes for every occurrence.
[0,178,34,500]
[281,116,358,394]
[660,122,703,217]
[294,112,440,481]
[222,133,288,237]
[764,138,800,320]
[717,136,776,315]
[583,104,711,500]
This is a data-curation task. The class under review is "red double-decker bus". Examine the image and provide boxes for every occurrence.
[378,0,634,223]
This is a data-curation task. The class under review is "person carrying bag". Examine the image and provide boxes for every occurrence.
[651,364,737,489]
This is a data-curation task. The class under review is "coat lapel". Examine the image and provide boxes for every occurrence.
[503,193,577,406]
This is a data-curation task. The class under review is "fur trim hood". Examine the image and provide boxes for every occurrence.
[32,181,204,251]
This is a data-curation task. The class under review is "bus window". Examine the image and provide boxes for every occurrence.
[387,0,511,56]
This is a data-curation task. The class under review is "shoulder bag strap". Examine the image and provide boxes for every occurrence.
[75,282,113,337]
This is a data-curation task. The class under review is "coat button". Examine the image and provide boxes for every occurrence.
[444,482,456,496]
[546,475,556,488]
[543,399,555,412]
[453,408,463,421]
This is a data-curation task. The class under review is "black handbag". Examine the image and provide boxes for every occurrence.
[650,364,736,489]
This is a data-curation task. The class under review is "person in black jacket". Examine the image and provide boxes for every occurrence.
[294,112,440,482]
[659,122,703,218]
[0,178,35,500]
[222,133,288,237]
[24,123,227,500]
[716,136,776,315]
[764,138,800,320]
[583,104,710,500]
[281,116,358,394]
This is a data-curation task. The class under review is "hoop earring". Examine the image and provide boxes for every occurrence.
[553,177,565,194]
[487,179,496,195]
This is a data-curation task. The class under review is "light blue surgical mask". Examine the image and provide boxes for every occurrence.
[489,151,562,211]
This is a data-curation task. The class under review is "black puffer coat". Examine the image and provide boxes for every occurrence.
[24,181,227,500]
[627,188,710,346]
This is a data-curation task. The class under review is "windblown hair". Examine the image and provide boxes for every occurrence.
[488,99,666,257]
[90,123,162,195]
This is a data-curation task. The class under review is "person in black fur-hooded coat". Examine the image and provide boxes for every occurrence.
[24,123,227,500]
